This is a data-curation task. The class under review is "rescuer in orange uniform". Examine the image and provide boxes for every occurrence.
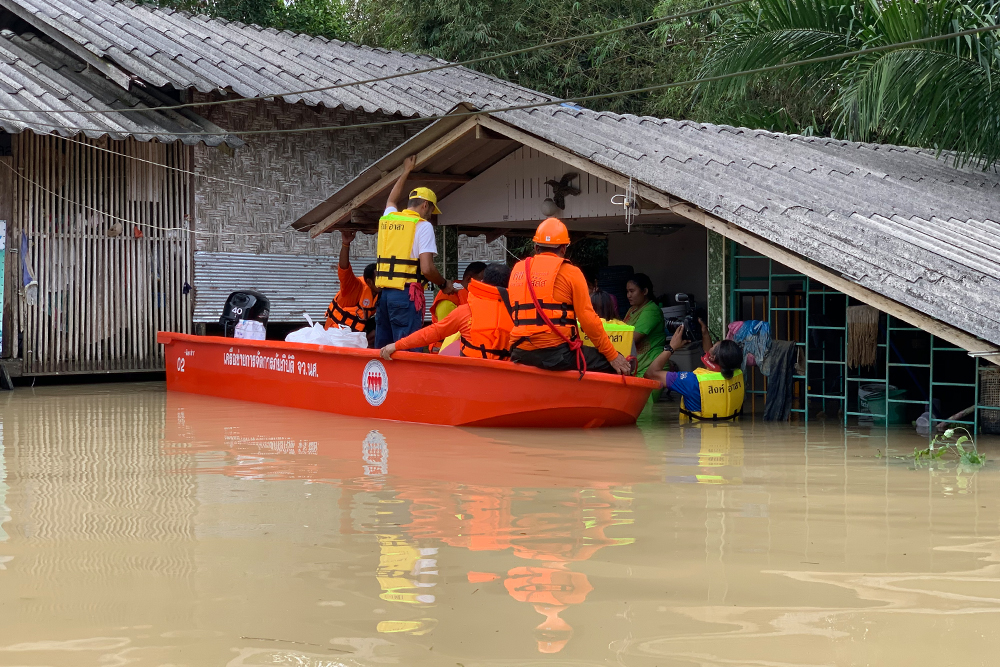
[427,261,486,353]
[324,228,379,341]
[380,262,513,360]
[508,218,631,375]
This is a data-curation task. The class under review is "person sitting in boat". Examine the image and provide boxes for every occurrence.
[427,261,486,353]
[643,322,745,419]
[584,290,637,363]
[374,155,455,348]
[325,228,379,345]
[380,262,514,360]
[507,218,631,375]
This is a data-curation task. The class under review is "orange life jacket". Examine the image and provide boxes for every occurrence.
[460,279,514,360]
[325,291,378,332]
[429,288,469,353]
[508,253,577,347]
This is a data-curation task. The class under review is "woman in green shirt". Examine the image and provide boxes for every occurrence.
[624,274,666,380]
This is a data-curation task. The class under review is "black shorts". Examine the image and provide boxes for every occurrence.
[511,343,616,374]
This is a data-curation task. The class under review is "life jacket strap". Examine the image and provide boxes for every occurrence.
[460,335,511,360]
[375,255,425,284]
[326,297,377,332]
[510,301,576,326]
[679,407,743,421]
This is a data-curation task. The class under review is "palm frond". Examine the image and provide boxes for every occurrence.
[836,47,1000,165]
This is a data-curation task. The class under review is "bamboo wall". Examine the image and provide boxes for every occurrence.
[13,132,193,374]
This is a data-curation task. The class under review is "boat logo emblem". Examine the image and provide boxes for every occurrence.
[362,359,389,407]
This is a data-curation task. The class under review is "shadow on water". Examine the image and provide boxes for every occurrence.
[0,383,998,665]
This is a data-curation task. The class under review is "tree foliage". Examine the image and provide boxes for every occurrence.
[348,0,730,119]
[699,0,1000,166]
[137,0,348,40]
[137,0,1000,166]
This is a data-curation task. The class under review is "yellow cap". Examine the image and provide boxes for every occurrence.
[409,187,441,215]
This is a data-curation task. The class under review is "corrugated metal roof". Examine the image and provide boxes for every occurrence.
[0,28,237,144]
[294,105,1000,347]
[8,0,551,121]
[492,106,1000,346]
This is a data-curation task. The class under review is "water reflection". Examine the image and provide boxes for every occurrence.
[166,394,656,653]
[1,385,999,666]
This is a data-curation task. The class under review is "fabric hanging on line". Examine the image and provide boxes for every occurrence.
[846,305,879,369]
[726,321,744,341]
[762,340,798,421]
[734,320,772,369]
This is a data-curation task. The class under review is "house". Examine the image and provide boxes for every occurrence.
[0,0,528,374]
[292,105,1000,429]
[1,0,998,429]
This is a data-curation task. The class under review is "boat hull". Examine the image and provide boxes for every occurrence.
[158,332,658,428]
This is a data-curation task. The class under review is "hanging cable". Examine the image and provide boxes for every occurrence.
[0,160,290,238]
[7,24,998,139]
[58,135,331,206]
[0,0,754,118]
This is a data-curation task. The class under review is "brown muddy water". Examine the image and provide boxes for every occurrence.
[0,383,998,666]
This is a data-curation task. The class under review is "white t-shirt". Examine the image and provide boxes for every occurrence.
[384,206,437,259]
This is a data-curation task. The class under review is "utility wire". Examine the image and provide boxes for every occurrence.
[0,160,291,237]
[8,26,999,240]
[0,0,752,118]
[8,24,999,139]
[59,135,331,205]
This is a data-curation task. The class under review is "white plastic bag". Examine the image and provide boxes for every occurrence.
[284,314,368,348]
[323,326,368,348]
[285,314,328,344]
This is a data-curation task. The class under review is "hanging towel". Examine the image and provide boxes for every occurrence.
[763,340,797,421]
[847,305,879,369]
[726,321,744,340]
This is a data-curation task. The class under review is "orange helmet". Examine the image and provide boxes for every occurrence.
[533,218,570,245]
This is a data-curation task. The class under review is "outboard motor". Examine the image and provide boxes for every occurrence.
[220,290,270,340]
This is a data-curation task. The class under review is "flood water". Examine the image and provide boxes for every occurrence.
[0,383,998,666]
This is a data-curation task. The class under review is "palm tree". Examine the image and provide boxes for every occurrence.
[697,0,1000,167]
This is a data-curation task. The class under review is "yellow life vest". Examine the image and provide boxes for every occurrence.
[680,367,745,420]
[375,210,425,289]
[581,318,634,357]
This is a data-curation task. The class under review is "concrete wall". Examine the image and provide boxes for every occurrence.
[607,225,708,307]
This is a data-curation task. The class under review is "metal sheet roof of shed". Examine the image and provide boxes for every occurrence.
[497,106,1000,347]
[295,104,1000,348]
[9,0,551,118]
[0,29,236,144]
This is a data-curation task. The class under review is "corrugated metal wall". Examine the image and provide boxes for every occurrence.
[14,132,192,374]
[194,256,490,323]
[193,252,359,323]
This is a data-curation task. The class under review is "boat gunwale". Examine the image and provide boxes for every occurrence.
[157,331,661,389]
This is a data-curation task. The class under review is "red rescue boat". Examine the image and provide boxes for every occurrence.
[157,332,658,428]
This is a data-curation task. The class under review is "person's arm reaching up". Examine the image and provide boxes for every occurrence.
[700,317,713,353]
[386,155,416,211]
[339,229,355,271]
